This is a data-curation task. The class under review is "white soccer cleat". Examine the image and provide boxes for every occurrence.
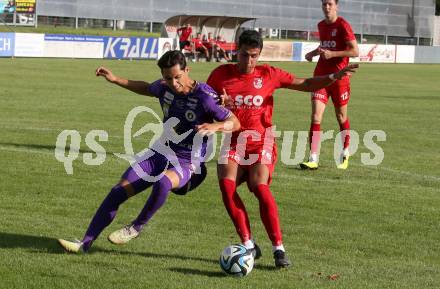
[108,225,140,245]
[58,239,85,253]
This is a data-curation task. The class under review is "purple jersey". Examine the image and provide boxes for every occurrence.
[148,80,231,160]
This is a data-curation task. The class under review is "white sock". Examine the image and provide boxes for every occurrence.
[272,244,285,252]
[243,239,254,249]
[343,148,349,157]
[309,153,318,163]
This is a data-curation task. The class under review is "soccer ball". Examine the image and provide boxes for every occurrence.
[219,244,254,277]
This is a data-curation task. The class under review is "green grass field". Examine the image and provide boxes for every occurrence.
[0,58,439,289]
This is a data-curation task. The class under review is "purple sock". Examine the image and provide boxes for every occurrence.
[132,175,172,232]
[81,184,128,251]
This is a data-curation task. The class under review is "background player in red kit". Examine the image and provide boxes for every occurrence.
[177,23,192,50]
[301,0,359,170]
[191,32,210,60]
[207,30,358,268]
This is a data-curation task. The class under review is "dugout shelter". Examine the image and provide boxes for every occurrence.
[161,15,256,51]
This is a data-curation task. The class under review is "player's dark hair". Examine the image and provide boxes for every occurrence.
[322,0,339,3]
[238,30,263,50]
[157,50,187,71]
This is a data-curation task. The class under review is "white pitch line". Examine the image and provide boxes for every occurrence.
[275,172,380,187]
[0,146,53,155]
[2,144,439,189]
[2,126,439,182]
[0,145,120,159]
[306,159,440,182]
[0,125,126,139]
[369,166,440,181]
[275,173,439,190]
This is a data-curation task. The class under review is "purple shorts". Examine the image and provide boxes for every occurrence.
[121,150,207,195]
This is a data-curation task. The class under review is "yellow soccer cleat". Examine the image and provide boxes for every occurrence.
[337,155,349,170]
[58,239,84,253]
[108,224,140,245]
[299,161,319,170]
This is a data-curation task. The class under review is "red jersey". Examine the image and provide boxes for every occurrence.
[315,17,356,77]
[192,37,204,49]
[177,27,192,41]
[203,37,215,49]
[207,64,294,149]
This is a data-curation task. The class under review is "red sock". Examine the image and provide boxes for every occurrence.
[219,179,251,243]
[339,119,350,150]
[309,123,321,154]
[253,184,283,246]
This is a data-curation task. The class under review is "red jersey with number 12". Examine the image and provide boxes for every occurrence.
[207,64,294,149]
[315,17,356,79]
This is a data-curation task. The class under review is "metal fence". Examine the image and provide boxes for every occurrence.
[3,0,435,45]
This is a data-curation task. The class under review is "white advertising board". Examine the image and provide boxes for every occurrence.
[44,35,104,58]
[395,45,415,63]
[157,38,177,59]
[15,33,44,57]
[353,44,396,63]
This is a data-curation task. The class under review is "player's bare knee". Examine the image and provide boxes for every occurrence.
[118,179,136,198]
[248,181,267,194]
[336,113,347,124]
[164,170,181,189]
[247,173,267,192]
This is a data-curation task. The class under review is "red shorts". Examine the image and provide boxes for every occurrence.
[223,144,278,185]
[311,81,350,107]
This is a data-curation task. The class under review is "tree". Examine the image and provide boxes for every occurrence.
[437,0,440,15]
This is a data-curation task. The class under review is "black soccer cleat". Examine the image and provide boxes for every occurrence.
[250,243,262,260]
[273,250,292,268]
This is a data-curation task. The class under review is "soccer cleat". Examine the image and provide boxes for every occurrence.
[273,250,292,268]
[58,239,85,253]
[299,161,319,170]
[250,243,262,260]
[107,224,140,245]
[337,154,349,170]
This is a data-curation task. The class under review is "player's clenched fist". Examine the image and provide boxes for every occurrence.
[96,66,117,83]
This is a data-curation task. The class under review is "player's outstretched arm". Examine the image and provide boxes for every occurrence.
[195,113,240,136]
[95,66,155,97]
[305,46,320,62]
[287,64,359,92]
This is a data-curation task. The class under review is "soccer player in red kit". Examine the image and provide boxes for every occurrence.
[192,32,210,60]
[207,30,358,268]
[301,0,359,170]
[177,23,192,50]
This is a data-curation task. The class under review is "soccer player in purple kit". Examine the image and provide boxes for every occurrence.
[58,50,240,253]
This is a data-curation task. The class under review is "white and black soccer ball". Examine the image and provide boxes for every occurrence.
[219,244,254,277]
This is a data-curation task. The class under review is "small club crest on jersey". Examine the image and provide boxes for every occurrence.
[185,110,196,122]
[253,77,263,89]
[331,29,337,37]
